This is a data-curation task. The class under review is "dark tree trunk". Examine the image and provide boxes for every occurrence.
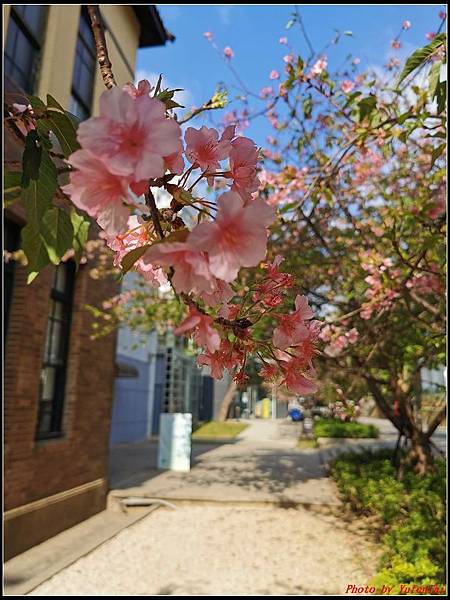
[217,380,238,422]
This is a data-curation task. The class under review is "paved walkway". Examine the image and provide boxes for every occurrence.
[29,504,377,595]
[109,419,341,507]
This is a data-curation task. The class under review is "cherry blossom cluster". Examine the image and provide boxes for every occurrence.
[62,79,320,393]
[329,399,361,421]
[319,324,359,357]
[183,255,321,392]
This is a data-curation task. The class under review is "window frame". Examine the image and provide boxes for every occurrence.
[70,7,97,120]
[36,261,76,441]
[4,5,47,93]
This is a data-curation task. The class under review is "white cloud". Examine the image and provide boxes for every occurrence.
[216,5,233,26]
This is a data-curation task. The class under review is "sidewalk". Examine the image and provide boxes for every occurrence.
[108,419,341,507]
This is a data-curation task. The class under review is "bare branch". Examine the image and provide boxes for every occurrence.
[87,5,116,89]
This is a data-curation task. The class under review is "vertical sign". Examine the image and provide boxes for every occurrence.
[158,413,192,472]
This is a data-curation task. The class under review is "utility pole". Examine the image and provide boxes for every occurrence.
[271,384,277,420]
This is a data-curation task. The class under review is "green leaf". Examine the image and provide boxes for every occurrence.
[4,170,23,207]
[153,74,163,97]
[428,62,441,100]
[21,151,57,227]
[21,223,50,283]
[46,94,66,112]
[436,80,446,114]
[303,96,313,119]
[43,110,80,158]
[21,130,42,186]
[358,95,377,122]
[27,95,47,113]
[121,245,150,274]
[398,34,447,85]
[431,143,445,167]
[70,208,90,269]
[40,207,74,264]
[46,94,81,131]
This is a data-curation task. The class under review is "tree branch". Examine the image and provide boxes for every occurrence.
[87,5,116,89]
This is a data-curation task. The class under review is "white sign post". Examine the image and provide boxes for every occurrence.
[158,413,192,472]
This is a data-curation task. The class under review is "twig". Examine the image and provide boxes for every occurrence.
[87,5,116,89]
[145,188,164,240]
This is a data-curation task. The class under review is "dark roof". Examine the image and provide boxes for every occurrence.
[131,5,175,48]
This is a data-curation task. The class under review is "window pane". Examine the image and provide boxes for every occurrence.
[14,5,46,41]
[36,262,75,438]
[40,366,57,401]
[71,10,96,119]
[5,6,47,93]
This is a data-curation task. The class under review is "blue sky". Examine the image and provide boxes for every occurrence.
[136,4,444,146]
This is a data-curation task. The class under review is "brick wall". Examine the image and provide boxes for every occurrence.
[4,209,119,512]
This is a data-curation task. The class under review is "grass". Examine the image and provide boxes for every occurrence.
[314,418,379,439]
[297,438,319,449]
[330,449,446,594]
[192,421,248,440]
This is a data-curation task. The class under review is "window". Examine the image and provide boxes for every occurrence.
[69,8,96,120]
[36,262,76,439]
[4,219,21,338]
[4,5,47,93]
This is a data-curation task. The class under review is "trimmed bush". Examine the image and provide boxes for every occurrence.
[314,418,379,439]
[331,449,446,594]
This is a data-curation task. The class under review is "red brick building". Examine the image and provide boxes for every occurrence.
[3,5,173,559]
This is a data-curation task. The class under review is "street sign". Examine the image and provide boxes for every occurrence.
[158,413,192,472]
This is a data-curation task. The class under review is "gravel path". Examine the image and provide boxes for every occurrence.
[31,505,378,596]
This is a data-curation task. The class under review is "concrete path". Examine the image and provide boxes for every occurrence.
[3,506,157,596]
[109,419,341,507]
[29,505,378,595]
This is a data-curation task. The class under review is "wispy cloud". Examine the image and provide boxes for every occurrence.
[216,5,233,26]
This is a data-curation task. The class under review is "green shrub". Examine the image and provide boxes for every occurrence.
[314,418,379,439]
[330,449,446,593]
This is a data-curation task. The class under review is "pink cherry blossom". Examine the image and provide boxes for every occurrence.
[223,46,234,59]
[164,141,185,175]
[185,126,232,172]
[346,328,359,344]
[341,80,355,94]
[282,361,318,394]
[175,306,220,353]
[10,103,35,137]
[200,278,234,307]
[63,149,138,235]
[391,39,401,49]
[123,79,152,99]
[311,57,327,76]
[260,86,273,99]
[198,351,224,379]
[77,85,181,181]
[426,32,436,41]
[203,31,213,41]
[228,136,260,201]
[283,54,294,64]
[269,70,280,80]
[106,216,167,285]
[427,196,446,219]
[188,191,275,281]
[272,295,314,350]
[260,363,279,381]
[142,242,214,294]
[402,20,411,30]
[279,37,288,45]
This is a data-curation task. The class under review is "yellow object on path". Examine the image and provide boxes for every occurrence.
[261,398,271,419]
